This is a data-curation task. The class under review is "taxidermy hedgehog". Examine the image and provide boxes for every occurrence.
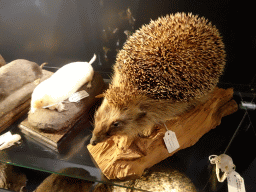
[90,13,226,149]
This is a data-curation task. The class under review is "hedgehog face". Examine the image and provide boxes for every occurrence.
[91,99,122,145]
[91,98,149,148]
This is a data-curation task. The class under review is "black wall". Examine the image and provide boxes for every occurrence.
[0,0,255,84]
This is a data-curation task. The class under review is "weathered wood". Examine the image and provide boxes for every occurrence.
[0,70,53,134]
[0,98,30,133]
[87,88,238,180]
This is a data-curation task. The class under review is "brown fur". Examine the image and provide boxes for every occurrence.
[91,91,210,150]
[91,12,225,149]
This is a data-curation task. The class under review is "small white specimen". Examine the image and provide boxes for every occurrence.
[0,131,21,150]
[209,154,236,182]
[30,54,96,113]
[209,154,246,192]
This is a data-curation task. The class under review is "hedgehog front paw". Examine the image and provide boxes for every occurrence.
[141,127,154,137]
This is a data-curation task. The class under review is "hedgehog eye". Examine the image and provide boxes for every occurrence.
[111,121,120,128]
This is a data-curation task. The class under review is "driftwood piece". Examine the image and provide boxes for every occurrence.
[87,88,238,180]
[0,70,53,133]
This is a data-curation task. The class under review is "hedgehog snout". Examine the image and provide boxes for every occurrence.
[90,134,103,146]
[90,136,97,145]
[90,139,98,146]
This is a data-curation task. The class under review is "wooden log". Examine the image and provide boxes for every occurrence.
[87,88,238,180]
[0,70,53,134]
[0,98,30,133]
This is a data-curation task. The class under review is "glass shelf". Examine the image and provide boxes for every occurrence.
[1,96,254,191]
[0,115,148,191]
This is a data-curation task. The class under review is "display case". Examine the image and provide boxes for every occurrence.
[0,1,256,191]
[1,97,256,192]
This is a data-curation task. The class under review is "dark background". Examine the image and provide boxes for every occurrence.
[1,0,256,85]
[0,0,256,191]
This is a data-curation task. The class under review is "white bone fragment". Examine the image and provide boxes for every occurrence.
[0,131,21,150]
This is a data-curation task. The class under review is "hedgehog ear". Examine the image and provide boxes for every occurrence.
[138,102,149,111]
[135,111,147,121]
[137,101,150,121]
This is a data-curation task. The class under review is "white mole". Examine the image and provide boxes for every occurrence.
[30,54,96,113]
